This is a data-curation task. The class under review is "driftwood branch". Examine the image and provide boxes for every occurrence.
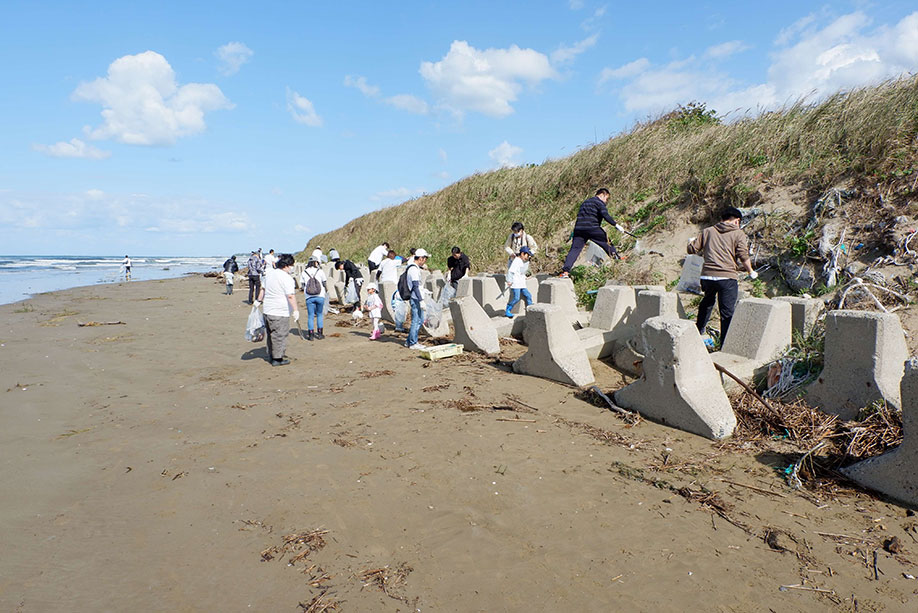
[713,363,779,418]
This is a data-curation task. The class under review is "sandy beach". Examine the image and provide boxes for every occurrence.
[1,274,916,612]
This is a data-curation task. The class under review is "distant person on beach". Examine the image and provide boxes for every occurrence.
[363,283,384,340]
[264,249,277,269]
[300,257,327,341]
[405,248,429,350]
[368,242,389,274]
[446,246,471,289]
[222,256,239,295]
[122,255,132,280]
[688,206,756,344]
[560,188,629,277]
[328,248,340,263]
[334,259,363,308]
[505,246,533,318]
[247,251,264,304]
[377,250,399,285]
[256,253,298,366]
[504,222,537,270]
[311,245,323,262]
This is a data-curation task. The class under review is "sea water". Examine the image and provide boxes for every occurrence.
[0,255,227,305]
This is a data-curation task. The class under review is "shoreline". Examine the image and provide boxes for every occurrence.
[1,275,915,611]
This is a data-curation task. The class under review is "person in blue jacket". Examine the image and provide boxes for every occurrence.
[559,188,629,277]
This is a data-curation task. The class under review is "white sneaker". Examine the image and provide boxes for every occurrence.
[408,343,427,350]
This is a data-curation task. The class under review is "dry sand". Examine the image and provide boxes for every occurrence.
[1,275,917,612]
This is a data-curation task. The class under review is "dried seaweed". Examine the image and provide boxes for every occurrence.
[261,529,328,563]
[298,594,341,612]
[358,370,396,378]
[359,563,414,603]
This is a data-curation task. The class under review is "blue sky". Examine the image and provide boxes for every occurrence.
[1,1,916,256]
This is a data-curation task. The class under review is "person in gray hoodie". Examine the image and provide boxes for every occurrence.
[687,206,757,344]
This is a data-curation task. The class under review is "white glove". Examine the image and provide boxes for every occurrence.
[292,310,300,322]
[252,300,261,308]
[615,224,626,233]
[688,237,696,244]
[749,271,758,280]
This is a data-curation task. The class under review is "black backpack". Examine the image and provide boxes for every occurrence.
[397,264,416,300]
[304,269,322,296]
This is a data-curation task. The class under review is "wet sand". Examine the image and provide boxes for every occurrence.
[1,275,916,611]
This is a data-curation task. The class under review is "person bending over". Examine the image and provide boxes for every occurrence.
[560,188,629,277]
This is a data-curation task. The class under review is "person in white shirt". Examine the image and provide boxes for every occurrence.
[310,246,323,262]
[264,249,278,269]
[300,257,328,341]
[363,283,384,340]
[367,242,389,274]
[376,250,399,285]
[121,255,132,280]
[328,248,340,263]
[255,253,298,366]
[504,246,533,318]
[405,248,429,349]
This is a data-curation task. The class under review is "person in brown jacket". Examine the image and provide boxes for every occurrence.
[687,206,757,344]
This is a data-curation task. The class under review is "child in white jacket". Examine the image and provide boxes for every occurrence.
[363,283,384,340]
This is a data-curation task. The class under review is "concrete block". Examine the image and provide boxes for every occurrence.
[425,276,445,302]
[590,285,635,331]
[333,281,346,304]
[449,296,500,356]
[491,315,526,339]
[577,327,617,359]
[379,281,398,323]
[537,277,589,327]
[775,296,823,338]
[843,357,918,509]
[513,304,594,387]
[606,290,679,375]
[712,298,792,390]
[422,312,451,339]
[471,276,506,316]
[615,317,736,440]
[455,276,472,298]
[807,310,907,419]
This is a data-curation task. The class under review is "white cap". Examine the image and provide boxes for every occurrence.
[414,248,429,258]
[366,282,378,291]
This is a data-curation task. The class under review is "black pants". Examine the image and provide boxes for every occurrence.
[562,228,618,272]
[696,278,738,342]
[247,276,261,304]
[368,260,379,273]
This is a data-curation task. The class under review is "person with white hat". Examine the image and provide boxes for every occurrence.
[405,248,429,349]
[362,283,384,340]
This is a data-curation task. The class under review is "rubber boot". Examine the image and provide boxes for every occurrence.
[316,328,325,340]
[307,330,314,341]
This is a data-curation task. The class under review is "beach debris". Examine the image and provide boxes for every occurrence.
[359,563,414,604]
[495,417,536,423]
[883,536,903,554]
[358,370,396,378]
[421,383,450,393]
[261,528,329,564]
[57,427,93,438]
[297,593,341,612]
[77,320,125,327]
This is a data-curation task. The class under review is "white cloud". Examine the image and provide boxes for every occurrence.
[370,187,426,203]
[600,10,918,116]
[581,5,607,31]
[286,88,323,127]
[32,138,110,159]
[293,224,311,233]
[438,148,448,162]
[704,40,750,59]
[598,58,650,83]
[343,74,381,98]
[489,141,523,168]
[569,0,584,9]
[73,51,232,146]
[215,42,253,76]
[551,33,599,65]
[384,94,429,114]
[0,189,251,234]
[420,40,557,118]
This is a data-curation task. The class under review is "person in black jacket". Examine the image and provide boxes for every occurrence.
[560,188,629,277]
[222,256,239,294]
[334,259,363,307]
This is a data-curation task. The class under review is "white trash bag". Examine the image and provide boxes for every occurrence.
[391,292,407,330]
[245,305,265,342]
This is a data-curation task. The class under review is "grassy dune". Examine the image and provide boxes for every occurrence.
[300,77,918,272]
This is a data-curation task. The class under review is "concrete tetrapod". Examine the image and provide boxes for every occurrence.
[378,281,398,323]
[610,289,679,375]
[449,296,500,355]
[843,357,918,509]
[513,304,594,387]
[712,298,792,390]
[807,310,907,419]
[537,277,588,327]
[471,276,506,317]
[774,296,824,338]
[615,317,736,440]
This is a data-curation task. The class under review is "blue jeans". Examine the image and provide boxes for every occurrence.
[407,298,423,346]
[505,288,533,316]
[305,295,325,330]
